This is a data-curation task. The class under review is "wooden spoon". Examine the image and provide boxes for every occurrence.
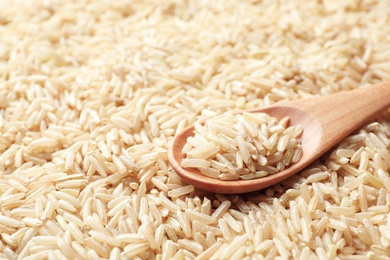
[168,82,390,194]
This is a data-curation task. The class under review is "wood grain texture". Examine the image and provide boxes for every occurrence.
[168,82,390,194]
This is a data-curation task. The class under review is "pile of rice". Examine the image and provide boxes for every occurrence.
[181,113,303,180]
[1,0,390,259]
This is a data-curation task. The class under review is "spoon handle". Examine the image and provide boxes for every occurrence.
[287,82,390,151]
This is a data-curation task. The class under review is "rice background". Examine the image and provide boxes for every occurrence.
[1,0,390,259]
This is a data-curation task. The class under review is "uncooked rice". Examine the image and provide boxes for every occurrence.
[1,0,390,259]
[181,112,303,180]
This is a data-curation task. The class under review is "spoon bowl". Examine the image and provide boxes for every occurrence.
[168,83,390,194]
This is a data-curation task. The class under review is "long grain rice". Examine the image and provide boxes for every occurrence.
[182,112,303,180]
[1,0,390,259]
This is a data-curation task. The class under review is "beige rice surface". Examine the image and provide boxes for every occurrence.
[1,0,390,259]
